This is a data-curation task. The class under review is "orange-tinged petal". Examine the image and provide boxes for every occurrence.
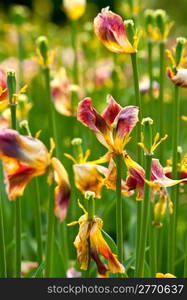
[73,163,107,198]
[94,7,135,54]
[0,69,8,100]
[0,129,50,200]
[73,215,90,270]
[90,217,125,275]
[51,157,71,221]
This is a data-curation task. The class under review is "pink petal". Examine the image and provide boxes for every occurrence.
[101,95,122,126]
[115,106,139,138]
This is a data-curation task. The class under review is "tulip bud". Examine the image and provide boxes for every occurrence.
[124,19,135,45]
[175,37,187,67]
[155,9,167,37]
[144,9,155,34]
[141,117,153,154]
[10,5,30,27]
[7,69,16,104]
[36,36,49,66]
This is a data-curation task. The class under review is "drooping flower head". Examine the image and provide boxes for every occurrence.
[68,201,125,277]
[124,153,187,201]
[94,7,140,54]
[63,0,86,21]
[51,68,73,117]
[0,129,71,221]
[77,95,139,154]
[0,129,50,200]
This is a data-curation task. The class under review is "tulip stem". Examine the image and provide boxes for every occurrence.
[0,163,7,278]
[148,41,154,102]
[33,178,43,269]
[7,71,22,278]
[115,154,123,277]
[158,41,165,164]
[136,154,152,277]
[130,52,143,277]
[168,85,180,273]
[42,66,69,276]
[85,194,95,278]
[149,203,157,277]
[45,185,55,277]
[184,236,187,278]
[71,20,79,114]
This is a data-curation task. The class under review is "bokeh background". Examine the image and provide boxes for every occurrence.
[1,0,187,35]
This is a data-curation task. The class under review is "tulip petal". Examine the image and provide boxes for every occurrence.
[77,98,112,149]
[0,129,50,200]
[114,106,139,139]
[51,157,71,221]
[167,67,187,88]
[101,95,122,126]
[151,159,186,187]
[73,163,107,198]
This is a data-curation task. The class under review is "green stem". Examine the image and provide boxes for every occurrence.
[137,154,152,277]
[168,85,180,273]
[33,178,43,268]
[43,66,69,276]
[149,203,157,277]
[8,73,22,278]
[115,154,123,276]
[85,195,95,278]
[131,52,143,277]
[45,185,55,277]
[0,163,7,278]
[148,41,153,102]
[184,236,187,278]
[71,20,79,114]
[158,42,165,164]
[15,198,21,278]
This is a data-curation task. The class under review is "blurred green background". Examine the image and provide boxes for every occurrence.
[1,0,187,35]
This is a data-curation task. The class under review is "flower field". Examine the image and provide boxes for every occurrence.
[0,0,187,278]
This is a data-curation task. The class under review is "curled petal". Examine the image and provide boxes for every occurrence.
[77,98,112,149]
[73,215,90,270]
[113,106,139,152]
[94,7,135,54]
[73,163,107,198]
[90,217,125,276]
[123,153,145,200]
[51,157,71,221]
[167,67,187,87]
[101,95,122,126]
[150,159,186,188]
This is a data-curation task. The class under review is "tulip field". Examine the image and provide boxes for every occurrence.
[0,0,187,279]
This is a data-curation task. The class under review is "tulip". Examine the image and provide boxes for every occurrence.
[94,7,138,54]
[63,0,86,21]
